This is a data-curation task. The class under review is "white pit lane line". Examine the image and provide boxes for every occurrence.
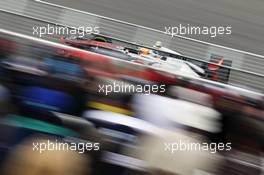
[34,0,264,59]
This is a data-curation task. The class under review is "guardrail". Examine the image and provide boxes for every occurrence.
[0,0,264,92]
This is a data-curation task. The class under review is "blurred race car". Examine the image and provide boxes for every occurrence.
[57,35,179,83]
[60,35,205,79]
[60,34,136,62]
[60,34,124,52]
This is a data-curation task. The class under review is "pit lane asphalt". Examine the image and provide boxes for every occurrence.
[47,0,264,56]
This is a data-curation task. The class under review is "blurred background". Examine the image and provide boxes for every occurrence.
[0,0,264,175]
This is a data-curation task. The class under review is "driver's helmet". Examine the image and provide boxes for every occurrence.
[93,36,108,42]
[153,41,162,48]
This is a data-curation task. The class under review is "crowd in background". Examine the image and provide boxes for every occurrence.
[0,36,263,175]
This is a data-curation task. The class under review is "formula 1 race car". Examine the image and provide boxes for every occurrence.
[60,34,232,82]
[60,34,207,79]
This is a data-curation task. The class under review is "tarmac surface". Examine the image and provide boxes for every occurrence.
[48,0,264,55]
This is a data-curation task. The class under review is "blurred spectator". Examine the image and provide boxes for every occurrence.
[0,84,15,117]
[134,129,223,175]
[0,39,16,59]
[132,93,221,134]
[168,86,213,107]
[2,137,90,175]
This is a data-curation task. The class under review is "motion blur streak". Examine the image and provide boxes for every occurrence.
[0,29,263,175]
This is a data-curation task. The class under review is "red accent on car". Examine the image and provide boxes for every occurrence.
[208,58,224,71]
[212,74,219,80]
